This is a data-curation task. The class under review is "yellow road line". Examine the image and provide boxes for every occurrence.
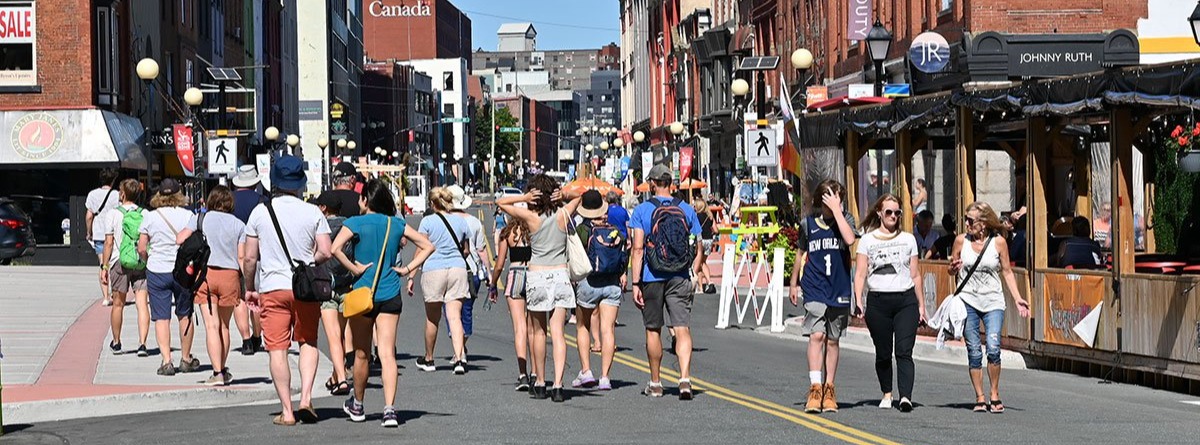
[563,335,900,445]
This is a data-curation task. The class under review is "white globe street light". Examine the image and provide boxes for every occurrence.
[286,134,300,147]
[731,78,750,97]
[600,142,609,150]
[183,87,204,106]
[264,126,280,141]
[613,138,624,148]
[317,138,329,149]
[347,141,357,150]
[670,121,685,135]
[336,138,347,149]
[633,131,645,143]
[791,48,814,70]
[136,58,160,81]
[585,144,594,152]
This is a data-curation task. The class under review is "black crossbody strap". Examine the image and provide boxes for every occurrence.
[954,235,993,296]
[435,212,471,271]
[264,199,295,266]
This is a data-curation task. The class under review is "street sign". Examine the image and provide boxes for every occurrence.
[441,117,470,123]
[207,138,237,175]
[884,83,912,98]
[746,129,777,167]
[500,126,523,133]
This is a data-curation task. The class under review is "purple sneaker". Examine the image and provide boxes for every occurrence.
[597,377,612,390]
[571,370,597,388]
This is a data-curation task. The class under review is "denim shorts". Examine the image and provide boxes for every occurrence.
[526,268,575,312]
[576,279,622,309]
[93,240,105,255]
[147,271,193,321]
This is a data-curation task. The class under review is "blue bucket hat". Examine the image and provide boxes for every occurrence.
[271,155,308,191]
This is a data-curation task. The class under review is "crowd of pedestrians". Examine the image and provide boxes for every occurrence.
[87,153,1034,427]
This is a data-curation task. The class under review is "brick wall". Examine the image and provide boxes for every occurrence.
[1,0,95,110]
[363,0,469,63]
[969,0,1146,34]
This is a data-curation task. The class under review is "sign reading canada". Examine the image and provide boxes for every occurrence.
[0,3,37,86]
[368,0,432,17]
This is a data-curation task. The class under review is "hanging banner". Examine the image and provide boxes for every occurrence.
[848,0,872,41]
[619,156,630,183]
[1043,273,1107,348]
[680,146,694,179]
[255,154,271,190]
[172,124,195,176]
[641,152,653,182]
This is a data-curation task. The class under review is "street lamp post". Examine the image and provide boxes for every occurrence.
[183,87,204,182]
[136,58,160,184]
[286,134,300,156]
[318,137,329,188]
[866,20,893,198]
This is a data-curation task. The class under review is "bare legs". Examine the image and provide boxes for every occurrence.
[110,290,126,343]
[598,304,619,380]
[350,313,400,407]
[156,314,194,365]
[198,304,235,373]
[549,307,569,388]
[268,342,319,423]
[575,306,596,374]
[234,299,262,345]
[424,300,465,362]
[528,311,548,386]
[807,332,841,384]
[321,308,348,385]
[969,364,1004,404]
[507,297,529,376]
[134,290,149,346]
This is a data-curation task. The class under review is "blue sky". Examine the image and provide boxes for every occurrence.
[452,0,621,51]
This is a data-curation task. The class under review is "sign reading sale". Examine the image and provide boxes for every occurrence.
[0,6,35,43]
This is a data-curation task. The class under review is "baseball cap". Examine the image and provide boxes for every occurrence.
[158,178,182,195]
[648,164,673,183]
[578,190,606,219]
[316,191,343,214]
[271,155,308,191]
[334,162,357,178]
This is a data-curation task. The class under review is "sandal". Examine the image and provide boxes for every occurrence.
[297,405,319,424]
[330,380,351,396]
[324,376,337,391]
[989,400,1005,413]
[272,414,296,426]
[973,401,988,413]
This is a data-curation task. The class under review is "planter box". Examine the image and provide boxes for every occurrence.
[1181,150,1200,173]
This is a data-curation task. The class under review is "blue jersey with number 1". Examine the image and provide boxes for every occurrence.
[799,215,853,308]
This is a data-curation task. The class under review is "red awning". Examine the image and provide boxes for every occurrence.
[805,96,891,111]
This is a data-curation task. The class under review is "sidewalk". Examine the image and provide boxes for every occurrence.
[0,266,332,424]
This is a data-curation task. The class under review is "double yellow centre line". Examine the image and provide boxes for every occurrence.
[564,334,901,445]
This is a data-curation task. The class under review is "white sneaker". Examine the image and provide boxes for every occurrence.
[879,397,893,409]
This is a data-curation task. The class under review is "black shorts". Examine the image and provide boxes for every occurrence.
[366,294,403,318]
[639,277,694,329]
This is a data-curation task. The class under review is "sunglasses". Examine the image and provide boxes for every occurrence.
[882,209,903,217]
[965,216,979,226]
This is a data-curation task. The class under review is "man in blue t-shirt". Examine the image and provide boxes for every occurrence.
[630,164,703,400]
[605,191,630,236]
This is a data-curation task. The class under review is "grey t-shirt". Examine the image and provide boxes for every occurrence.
[187,211,246,270]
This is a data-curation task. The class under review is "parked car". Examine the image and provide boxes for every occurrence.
[495,187,523,201]
[0,198,37,265]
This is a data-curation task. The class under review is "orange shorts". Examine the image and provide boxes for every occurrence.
[196,268,241,308]
[260,289,320,351]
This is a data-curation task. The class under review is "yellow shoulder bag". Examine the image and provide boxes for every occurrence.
[342,217,391,317]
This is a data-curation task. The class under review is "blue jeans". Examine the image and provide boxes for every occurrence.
[963,305,1004,369]
[445,275,482,338]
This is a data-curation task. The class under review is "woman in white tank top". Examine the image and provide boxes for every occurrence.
[949,201,1030,414]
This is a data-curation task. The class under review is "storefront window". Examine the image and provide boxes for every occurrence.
[910,139,957,235]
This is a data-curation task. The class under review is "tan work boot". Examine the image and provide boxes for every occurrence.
[804,383,824,413]
[822,383,838,412]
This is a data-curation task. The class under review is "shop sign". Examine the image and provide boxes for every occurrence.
[805,86,828,108]
[298,100,323,121]
[0,3,37,86]
[330,102,345,119]
[909,32,951,74]
[968,30,1140,81]
[847,0,871,41]
[847,83,874,99]
[368,0,432,18]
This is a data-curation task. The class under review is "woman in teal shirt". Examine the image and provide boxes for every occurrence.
[331,179,433,427]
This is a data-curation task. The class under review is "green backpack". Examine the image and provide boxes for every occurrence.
[117,206,145,270]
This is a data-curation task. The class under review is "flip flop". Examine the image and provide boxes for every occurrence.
[989,400,1005,413]
[973,402,988,413]
[297,405,319,424]
[272,414,296,426]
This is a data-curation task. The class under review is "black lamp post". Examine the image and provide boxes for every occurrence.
[865,20,893,198]
[136,58,160,184]
[1189,2,1200,48]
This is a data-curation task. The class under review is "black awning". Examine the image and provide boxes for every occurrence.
[797,111,841,150]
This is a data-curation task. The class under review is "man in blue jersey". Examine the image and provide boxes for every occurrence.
[789,180,858,414]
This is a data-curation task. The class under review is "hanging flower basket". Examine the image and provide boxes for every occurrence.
[1167,124,1200,172]
[1180,149,1200,173]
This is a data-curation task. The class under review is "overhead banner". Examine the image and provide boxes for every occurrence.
[641,152,653,183]
[618,156,630,183]
[0,3,37,86]
[680,146,694,180]
[1043,273,1107,348]
[848,0,871,41]
[172,124,195,176]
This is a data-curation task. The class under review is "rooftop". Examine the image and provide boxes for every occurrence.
[497,23,536,35]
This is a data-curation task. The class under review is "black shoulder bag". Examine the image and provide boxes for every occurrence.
[265,199,332,302]
[953,236,994,297]
[435,213,473,275]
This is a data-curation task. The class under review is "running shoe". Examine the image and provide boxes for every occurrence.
[453,361,466,375]
[515,374,530,392]
[415,357,436,372]
[343,397,366,422]
[597,377,612,391]
[531,385,548,400]
[109,341,122,355]
[137,344,149,357]
[178,356,201,373]
[222,369,234,386]
[156,362,176,376]
[879,397,893,409]
[550,387,565,403]
[571,370,597,388]
[381,406,399,428]
[642,381,664,397]
[203,372,225,386]
[899,398,914,413]
[678,379,694,400]
[528,374,538,395]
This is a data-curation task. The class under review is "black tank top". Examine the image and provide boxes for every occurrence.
[510,245,532,263]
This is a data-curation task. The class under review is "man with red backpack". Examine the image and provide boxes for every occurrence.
[630,164,703,400]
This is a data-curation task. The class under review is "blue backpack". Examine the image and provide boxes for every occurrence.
[586,221,628,275]
[645,198,696,273]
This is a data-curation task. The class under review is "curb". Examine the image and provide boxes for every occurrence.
[752,316,1029,370]
[3,386,334,424]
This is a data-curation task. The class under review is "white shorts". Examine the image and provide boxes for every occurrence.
[526,269,575,312]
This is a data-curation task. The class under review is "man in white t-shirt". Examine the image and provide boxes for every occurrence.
[87,168,121,305]
[447,185,491,351]
[241,155,332,426]
[102,179,151,357]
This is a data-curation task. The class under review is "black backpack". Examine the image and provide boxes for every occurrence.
[327,216,358,293]
[174,211,211,292]
[645,198,696,274]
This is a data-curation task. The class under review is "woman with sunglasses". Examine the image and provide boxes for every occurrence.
[949,201,1031,414]
[853,195,924,412]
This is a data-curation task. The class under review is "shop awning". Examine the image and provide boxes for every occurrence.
[0,109,147,169]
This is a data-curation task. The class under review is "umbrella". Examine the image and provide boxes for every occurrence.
[678,178,708,190]
[636,181,676,193]
[564,177,623,196]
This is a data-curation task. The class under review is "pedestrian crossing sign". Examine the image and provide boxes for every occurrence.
[746,129,777,167]
[207,138,237,175]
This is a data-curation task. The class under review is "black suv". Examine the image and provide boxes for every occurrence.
[0,198,36,265]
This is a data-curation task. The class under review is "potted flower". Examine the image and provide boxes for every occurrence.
[1171,123,1200,173]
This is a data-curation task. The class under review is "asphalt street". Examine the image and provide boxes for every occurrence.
[5,206,1200,444]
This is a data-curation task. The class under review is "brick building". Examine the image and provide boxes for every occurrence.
[363,0,472,66]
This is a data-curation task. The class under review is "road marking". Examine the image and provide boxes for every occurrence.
[1181,401,1200,406]
[564,334,900,445]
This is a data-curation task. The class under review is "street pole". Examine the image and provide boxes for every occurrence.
[490,96,496,192]
[146,80,156,187]
[874,60,885,199]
